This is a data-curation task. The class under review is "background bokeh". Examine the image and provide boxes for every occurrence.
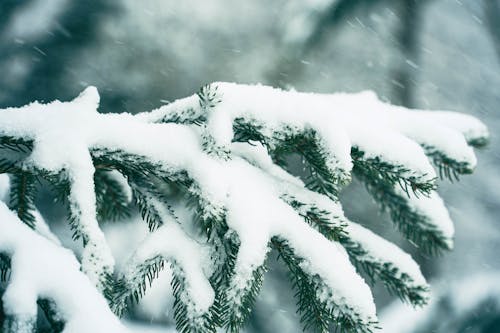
[1,0,499,332]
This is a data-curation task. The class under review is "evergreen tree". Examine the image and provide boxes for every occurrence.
[0,82,489,333]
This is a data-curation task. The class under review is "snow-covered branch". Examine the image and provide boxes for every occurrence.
[0,82,488,333]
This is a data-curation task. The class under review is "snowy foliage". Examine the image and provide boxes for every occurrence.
[0,82,488,332]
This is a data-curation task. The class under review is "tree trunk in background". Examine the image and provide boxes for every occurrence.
[484,0,500,64]
[391,0,426,108]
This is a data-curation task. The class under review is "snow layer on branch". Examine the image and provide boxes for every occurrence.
[231,142,430,303]
[124,220,214,317]
[394,187,454,246]
[345,222,426,288]
[210,84,431,180]
[0,87,114,287]
[231,141,304,187]
[146,83,489,191]
[415,110,490,145]
[148,83,487,185]
[0,202,125,333]
[217,157,376,324]
[0,88,206,287]
[107,169,133,204]
[0,84,487,328]
[0,174,60,245]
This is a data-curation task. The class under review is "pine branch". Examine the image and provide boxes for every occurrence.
[94,170,131,222]
[8,172,38,229]
[223,264,267,333]
[40,170,86,242]
[108,255,217,333]
[187,185,227,236]
[0,158,18,174]
[282,194,347,241]
[0,136,33,153]
[198,84,222,111]
[353,162,451,254]
[207,228,237,327]
[187,190,238,329]
[351,146,435,196]
[92,148,192,188]
[2,314,36,333]
[467,136,489,148]
[106,255,166,317]
[37,170,93,248]
[37,299,65,333]
[272,238,377,333]
[233,119,350,198]
[222,240,268,333]
[424,146,473,181]
[130,186,165,231]
[273,128,350,198]
[150,83,218,125]
[40,169,71,205]
[0,252,10,282]
[172,267,216,333]
[339,236,429,306]
[0,83,489,333]
[188,190,265,332]
[286,193,429,307]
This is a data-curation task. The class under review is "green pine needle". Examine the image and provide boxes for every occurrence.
[8,172,38,229]
[0,252,11,282]
[94,170,131,222]
[272,238,377,333]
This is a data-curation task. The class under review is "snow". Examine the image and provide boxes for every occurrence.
[345,222,427,288]
[0,83,487,329]
[231,141,304,187]
[388,107,480,171]
[149,83,488,184]
[107,170,133,204]
[395,187,455,247]
[0,201,126,333]
[216,158,376,323]
[123,218,214,317]
[137,94,202,124]
[0,87,116,288]
[0,174,61,245]
[232,143,428,305]
[102,218,175,322]
[416,110,490,145]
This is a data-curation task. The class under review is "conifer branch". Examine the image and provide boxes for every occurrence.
[0,136,33,153]
[351,147,436,197]
[37,299,65,332]
[233,119,350,198]
[172,268,217,333]
[94,170,131,222]
[0,252,10,282]
[339,232,429,306]
[353,163,452,254]
[0,83,489,333]
[272,238,377,333]
[8,172,38,229]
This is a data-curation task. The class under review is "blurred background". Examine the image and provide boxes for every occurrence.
[0,0,499,332]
